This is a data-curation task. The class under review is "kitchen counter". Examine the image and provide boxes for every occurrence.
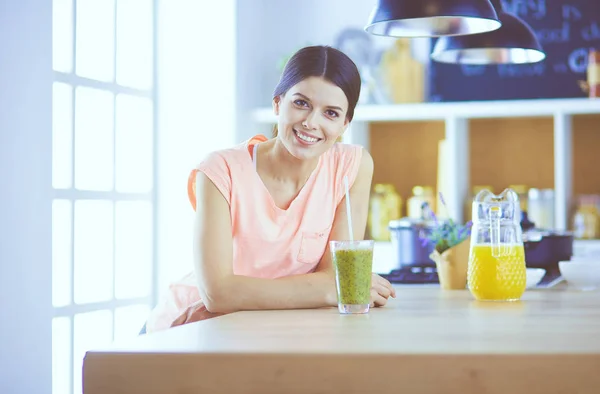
[83,287,600,394]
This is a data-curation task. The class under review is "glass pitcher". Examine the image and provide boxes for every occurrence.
[467,188,527,301]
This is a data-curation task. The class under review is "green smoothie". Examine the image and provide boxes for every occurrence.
[333,248,373,305]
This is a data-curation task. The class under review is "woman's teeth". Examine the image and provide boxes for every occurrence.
[294,129,319,143]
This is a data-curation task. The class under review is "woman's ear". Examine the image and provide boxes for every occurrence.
[272,96,281,115]
[342,118,350,132]
[336,121,350,143]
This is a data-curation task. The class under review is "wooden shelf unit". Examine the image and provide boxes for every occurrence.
[251,98,600,230]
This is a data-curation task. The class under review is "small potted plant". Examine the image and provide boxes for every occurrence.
[420,194,473,290]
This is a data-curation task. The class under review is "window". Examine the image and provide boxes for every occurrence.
[51,1,157,393]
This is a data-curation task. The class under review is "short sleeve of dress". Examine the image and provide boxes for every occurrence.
[187,152,233,211]
[330,143,364,205]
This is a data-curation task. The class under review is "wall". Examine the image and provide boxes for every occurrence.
[369,121,445,200]
[235,0,415,142]
[0,1,53,393]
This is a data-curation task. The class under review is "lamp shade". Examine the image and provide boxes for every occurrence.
[430,9,545,64]
[364,0,501,38]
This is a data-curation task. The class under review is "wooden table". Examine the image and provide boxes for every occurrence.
[83,287,600,394]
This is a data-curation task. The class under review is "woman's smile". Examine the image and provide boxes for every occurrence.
[293,128,323,145]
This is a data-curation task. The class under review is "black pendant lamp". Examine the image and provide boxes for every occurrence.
[430,0,545,64]
[364,0,501,38]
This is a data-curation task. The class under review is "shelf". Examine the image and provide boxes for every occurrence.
[249,97,599,234]
[252,97,600,123]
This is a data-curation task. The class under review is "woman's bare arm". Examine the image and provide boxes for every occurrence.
[313,148,395,305]
[193,148,377,313]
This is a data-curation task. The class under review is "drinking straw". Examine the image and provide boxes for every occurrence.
[343,175,354,242]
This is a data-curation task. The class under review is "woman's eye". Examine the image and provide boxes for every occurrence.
[326,110,339,118]
[293,99,308,107]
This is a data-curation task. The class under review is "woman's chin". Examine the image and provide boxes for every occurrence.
[285,141,323,160]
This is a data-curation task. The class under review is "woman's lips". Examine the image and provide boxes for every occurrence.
[293,128,322,145]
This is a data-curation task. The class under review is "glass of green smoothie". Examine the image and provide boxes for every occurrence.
[330,240,374,314]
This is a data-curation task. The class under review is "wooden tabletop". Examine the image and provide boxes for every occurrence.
[83,287,600,394]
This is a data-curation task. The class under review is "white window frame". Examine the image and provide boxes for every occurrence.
[51,1,159,393]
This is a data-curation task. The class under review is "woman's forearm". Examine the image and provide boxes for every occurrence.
[201,271,338,313]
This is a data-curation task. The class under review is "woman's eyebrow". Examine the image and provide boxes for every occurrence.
[292,92,344,112]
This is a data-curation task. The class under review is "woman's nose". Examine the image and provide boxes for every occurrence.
[302,113,318,130]
[302,120,316,130]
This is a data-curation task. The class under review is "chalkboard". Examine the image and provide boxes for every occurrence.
[428,0,600,102]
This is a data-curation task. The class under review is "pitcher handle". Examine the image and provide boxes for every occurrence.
[489,206,501,258]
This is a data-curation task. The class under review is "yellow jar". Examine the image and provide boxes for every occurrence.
[407,186,435,219]
[573,196,600,239]
[368,184,402,241]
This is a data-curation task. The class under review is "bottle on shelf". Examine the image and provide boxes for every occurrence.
[527,188,555,230]
[407,186,435,219]
[573,195,600,239]
[367,183,402,241]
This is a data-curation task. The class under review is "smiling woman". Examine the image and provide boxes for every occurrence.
[274,77,348,147]
[272,46,359,135]
[143,45,395,333]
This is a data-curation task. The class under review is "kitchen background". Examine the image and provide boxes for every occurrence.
[239,0,600,278]
[1,1,599,394]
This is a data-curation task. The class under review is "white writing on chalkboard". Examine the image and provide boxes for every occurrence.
[433,1,600,101]
[501,0,547,20]
[535,5,583,44]
[460,63,547,78]
[569,47,592,73]
[537,22,569,43]
[498,63,546,77]
[460,65,486,76]
[563,4,582,21]
[457,2,599,78]
[583,22,600,41]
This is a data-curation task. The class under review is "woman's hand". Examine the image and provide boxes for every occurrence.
[370,273,396,307]
[170,300,226,328]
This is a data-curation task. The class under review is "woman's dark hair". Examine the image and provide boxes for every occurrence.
[272,45,361,136]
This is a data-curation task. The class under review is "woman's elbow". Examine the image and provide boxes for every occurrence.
[202,296,230,314]
[200,283,237,314]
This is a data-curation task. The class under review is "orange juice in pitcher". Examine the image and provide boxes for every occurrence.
[467,189,527,301]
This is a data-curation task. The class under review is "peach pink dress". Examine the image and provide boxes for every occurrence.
[145,135,363,332]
